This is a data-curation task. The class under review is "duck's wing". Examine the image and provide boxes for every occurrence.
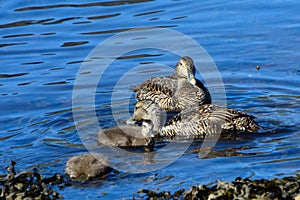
[134,76,211,111]
[134,75,176,93]
[198,104,240,122]
[135,75,179,111]
[159,104,259,137]
[159,107,211,137]
[198,104,259,133]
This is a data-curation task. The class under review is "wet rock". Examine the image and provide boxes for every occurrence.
[138,175,300,200]
[137,188,185,200]
[0,161,64,199]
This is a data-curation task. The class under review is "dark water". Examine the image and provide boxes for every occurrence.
[1,0,300,199]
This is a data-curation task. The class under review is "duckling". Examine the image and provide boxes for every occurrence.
[97,120,154,147]
[132,100,260,137]
[132,100,166,133]
[65,153,112,180]
[134,56,211,112]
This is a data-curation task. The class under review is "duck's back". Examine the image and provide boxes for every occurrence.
[175,79,211,111]
[97,125,152,147]
[159,104,259,137]
[135,75,211,111]
[65,154,112,180]
[135,75,176,97]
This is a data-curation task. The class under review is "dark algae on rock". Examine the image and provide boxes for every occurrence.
[1,160,299,199]
[0,161,65,199]
[137,175,300,200]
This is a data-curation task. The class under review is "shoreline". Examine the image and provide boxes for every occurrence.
[1,161,299,199]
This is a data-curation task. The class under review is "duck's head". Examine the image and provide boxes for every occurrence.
[132,100,159,121]
[175,56,196,85]
[132,100,165,132]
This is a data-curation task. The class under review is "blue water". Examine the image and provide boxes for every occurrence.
[1,0,300,199]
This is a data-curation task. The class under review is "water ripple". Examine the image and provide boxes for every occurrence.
[0,73,28,78]
[0,43,27,48]
[14,0,154,12]
[0,0,299,198]
[134,10,165,17]
[81,25,177,35]
[87,13,121,20]
[2,33,34,38]
[61,41,89,47]
[0,19,54,28]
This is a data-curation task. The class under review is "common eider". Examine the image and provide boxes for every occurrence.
[97,120,154,147]
[134,56,211,112]
[132,100,166,133]
[65,153,112,180]
[132,100,260,137]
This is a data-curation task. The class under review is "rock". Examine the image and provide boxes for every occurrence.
[139,175,300,200]
[0,161,64,199]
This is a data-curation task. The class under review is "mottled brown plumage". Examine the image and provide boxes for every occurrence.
[132,101,260,137]
[160,104,260,137]
[134,56,211,111]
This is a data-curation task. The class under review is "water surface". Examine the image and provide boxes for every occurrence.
[1,0,300,199]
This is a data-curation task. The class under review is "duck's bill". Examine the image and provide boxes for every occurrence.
[126,118,136,125]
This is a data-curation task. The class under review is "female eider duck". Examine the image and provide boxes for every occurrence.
[65,153,113,180]
[132,100,260,137]
[134,56,211,112]
[97,120,154,147]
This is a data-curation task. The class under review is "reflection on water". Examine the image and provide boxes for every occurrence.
[1,0,300,199]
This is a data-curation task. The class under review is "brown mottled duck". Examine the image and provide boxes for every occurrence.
[134,56,211,112]
[132,100,260,137]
